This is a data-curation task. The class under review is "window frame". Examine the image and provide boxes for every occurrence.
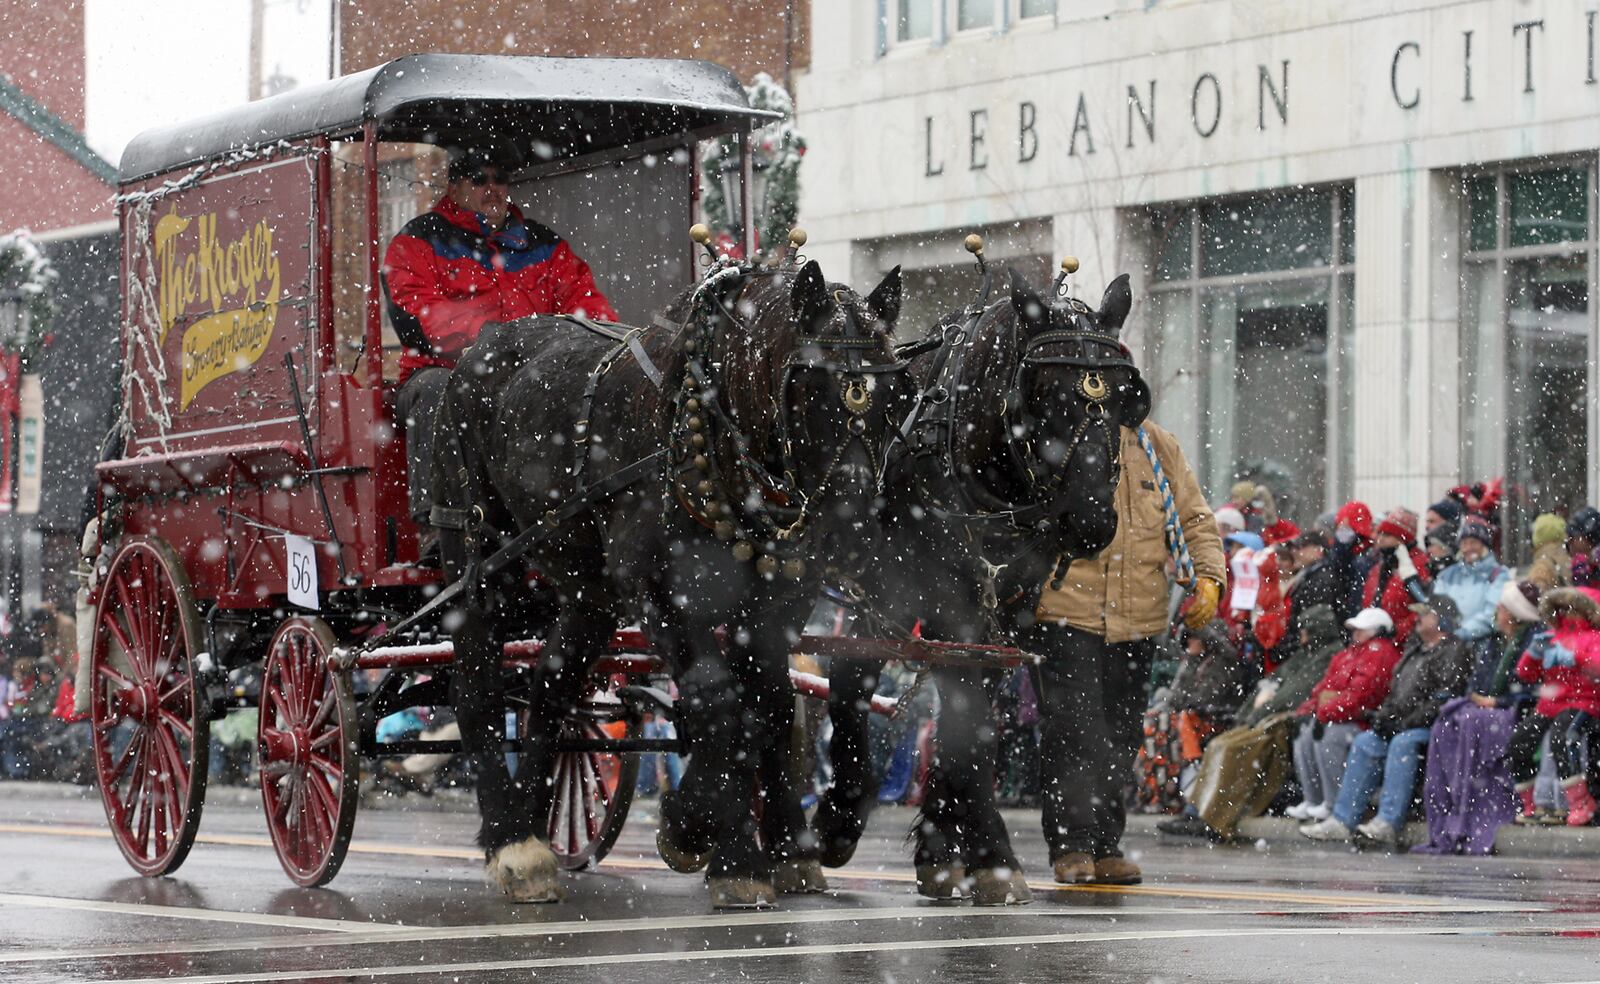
[1142,185,1357,515]
[1458,156,1600,556]
[879,0,1057,53]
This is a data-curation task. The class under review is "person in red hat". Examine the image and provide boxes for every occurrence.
[1329,501,1376,621]
[1364,507,1432,643]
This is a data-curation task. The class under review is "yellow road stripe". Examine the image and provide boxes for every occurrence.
[0,821,1452,910]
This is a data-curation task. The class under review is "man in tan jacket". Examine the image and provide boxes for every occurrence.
[1028,420,1226,885]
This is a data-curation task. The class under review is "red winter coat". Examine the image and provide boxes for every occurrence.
[382,197,616,382]
[1515,588,1600,718]
[1362,547,1430,643]
[1297,635,1403,725]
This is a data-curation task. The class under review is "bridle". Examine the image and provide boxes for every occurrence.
[892,297,1136,528]
[668,261,908,579]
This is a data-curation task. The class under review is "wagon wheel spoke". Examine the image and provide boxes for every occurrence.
[157,708,194,743]
[308,750,342,781]
[567,753,584,854]
[307,688,335,736]
[105,730,142,785]
[97,663,135,692]
[158,673,191,711]
[309,728,341,753]
[293,637,318,724]
[103,607,143,685]
[577,753,603,842]
[264,684,291,729]
[150,721,191,805]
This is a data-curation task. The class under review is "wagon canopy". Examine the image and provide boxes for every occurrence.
[116,53,779,183]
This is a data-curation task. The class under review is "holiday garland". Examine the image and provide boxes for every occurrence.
[0,229,56,369]
[700,73,806,258]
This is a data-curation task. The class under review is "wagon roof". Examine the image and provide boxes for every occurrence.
[117,53,779,183]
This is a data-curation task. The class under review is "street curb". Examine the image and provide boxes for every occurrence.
[1127,812,1600,859]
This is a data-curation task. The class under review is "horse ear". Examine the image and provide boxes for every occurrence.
[865,265,902,325]
[1009,268,1047,328]
[1098,274,1132,334]
[792,260,833,330]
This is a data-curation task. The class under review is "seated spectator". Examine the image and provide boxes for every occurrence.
[1504,587,1600,827]
[1285,531,1342,646]
[1567,508,1600,588]
[1300,597,1471,846]
[1412,579,1542,854]
[1424,523,1457,580]
[1213,505,1246,540]
[1329,501,1376,621]
[1167,623,1254,778]
[1286,607,1404,821]
[1526,513,1572,591]
[1433,517,1512,671]
[1157,603,1345,841]
[1365,508,1431,643]
[1425,498,1463,537]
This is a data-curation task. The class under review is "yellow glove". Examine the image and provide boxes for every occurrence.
[1184,577,1222,630]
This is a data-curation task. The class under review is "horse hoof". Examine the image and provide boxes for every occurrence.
[812,795,869,868]
[970,866,1032,906]
[656,826,711,874]
[915,862,968,901]
[708,876,778,909]
[773,859,829,894]
[818,839,858,869]
[486,838,563,903]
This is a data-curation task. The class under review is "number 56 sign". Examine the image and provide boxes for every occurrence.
[285,534,319,610]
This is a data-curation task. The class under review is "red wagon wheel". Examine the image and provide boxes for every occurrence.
[545,676,639,871]
[89,536,210,877]
[258,616,359,888]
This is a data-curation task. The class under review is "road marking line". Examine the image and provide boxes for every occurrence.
[0,892,401,935]
[0,901,1549,966]
[0,820,1514,912]
[102,924,1594,984]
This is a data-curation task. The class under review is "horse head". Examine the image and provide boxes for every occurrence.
[688,258,910,579]
[1004,268,1150,559]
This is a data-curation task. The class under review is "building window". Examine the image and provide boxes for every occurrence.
[1143,186,1356,525]
[1460,162,1597,559]
[897,0,934,41]
[1018,0,1056,17]
[957,0,994,31]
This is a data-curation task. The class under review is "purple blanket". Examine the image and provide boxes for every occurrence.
[1410,697,1518,856]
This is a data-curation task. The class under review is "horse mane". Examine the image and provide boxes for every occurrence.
[948,298,1022,489]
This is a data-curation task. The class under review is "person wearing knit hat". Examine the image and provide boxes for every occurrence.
[1433,518,1512,660]
[1527,513,1572,591]
[1363,508,1432,643]
[1213,505,1246,536]
[1499,579,1542,624]
[1564,508,1600,589]
[1426,498,1463,533]
[1376,507,1420,545]
[1424,521,1459,580]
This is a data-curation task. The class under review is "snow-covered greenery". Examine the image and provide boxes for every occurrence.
[0,229,56,366]
[700,73,807,257]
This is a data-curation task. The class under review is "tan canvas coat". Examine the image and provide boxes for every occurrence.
[1034,421,1225,642]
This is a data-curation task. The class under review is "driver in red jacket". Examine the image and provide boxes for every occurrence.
[383,148,616,532]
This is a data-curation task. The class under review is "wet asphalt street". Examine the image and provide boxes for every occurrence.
[1,783,1598,983]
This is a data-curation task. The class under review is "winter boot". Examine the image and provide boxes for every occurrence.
[1514,784,1539,824]
[1562,778,1598,827]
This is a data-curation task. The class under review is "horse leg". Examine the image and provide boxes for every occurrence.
[731,619,826,895]
[450,597,560,903]
[812,659,879,868]
[657,626,776,908]
[931,665,1031,906]
[508,601,615,838]
[910,759,965,900]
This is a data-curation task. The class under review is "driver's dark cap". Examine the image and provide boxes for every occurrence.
[447,148,513,182]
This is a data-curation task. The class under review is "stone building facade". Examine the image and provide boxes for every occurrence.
[797,0,1600,553]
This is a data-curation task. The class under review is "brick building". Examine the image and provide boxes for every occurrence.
[338,0,809,89]
[0,0,119,616]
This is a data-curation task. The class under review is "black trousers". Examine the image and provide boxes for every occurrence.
[1507,708,1599,786]
[395,367,450,523]
[1027,624,1155,859]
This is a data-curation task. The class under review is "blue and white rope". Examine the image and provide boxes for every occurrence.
[1138,425,1195,587]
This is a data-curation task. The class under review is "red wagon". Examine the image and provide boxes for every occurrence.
[87,54,1023,889]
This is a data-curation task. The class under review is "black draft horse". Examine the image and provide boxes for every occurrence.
[811,269,1149,904]
[433,257,908,908]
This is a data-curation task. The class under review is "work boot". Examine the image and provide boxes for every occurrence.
[1051,852,1096,884]
[1563,779,1598,827]
[1156,814,1215,840]
[1092,856,1142,885]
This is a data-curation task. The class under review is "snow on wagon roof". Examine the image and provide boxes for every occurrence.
[117,53,779,183]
